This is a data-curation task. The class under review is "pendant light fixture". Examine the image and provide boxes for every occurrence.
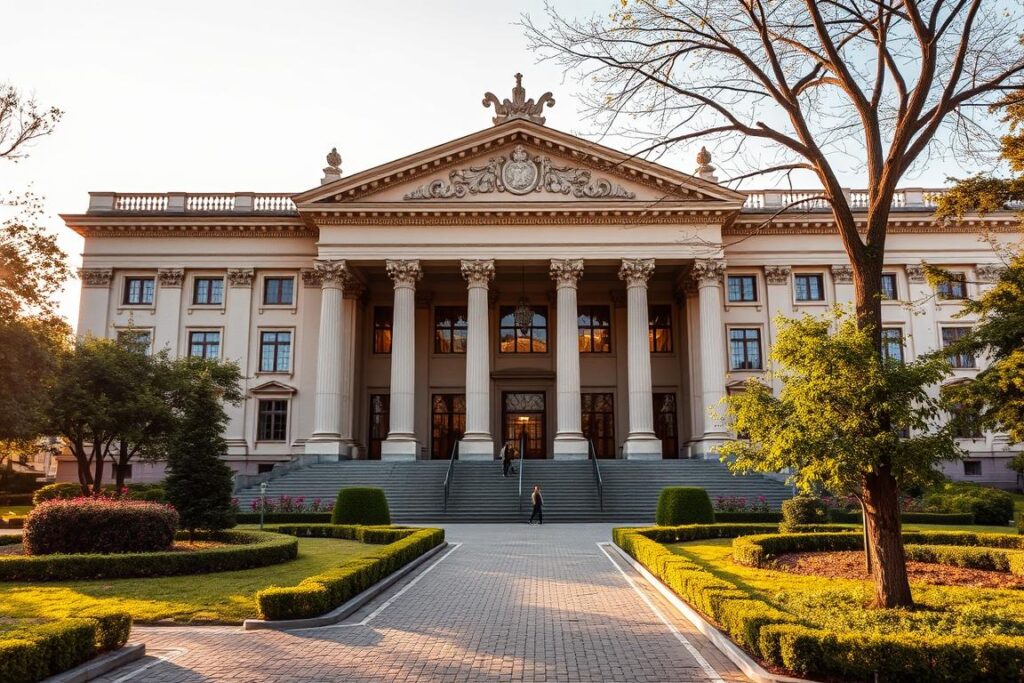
[514,265,533,335]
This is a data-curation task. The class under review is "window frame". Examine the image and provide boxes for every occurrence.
[726,274,759,304]
[191,276,225,307]
[261,275,296,308]
[937,271,968,301]
[941,326,976,369]
[372,306,393,355]
[728,327,764,371]
[881,327,905,364]
[498,305,549,354]
[258,329,293,374]
[122,276,156,307]
[648,304,673,354]
[187,329,222,360]
[256,398,290,443]
[963,460,982,476]
[115,328,154,356]
[577,304,612,354]
[793,272,827,303]
[433,305,469,355]
[880,272,899,302]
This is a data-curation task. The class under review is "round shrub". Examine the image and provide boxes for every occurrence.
[656,487,715,526]
[780,495,827,532]
[331,487,391,526]
[922,482,1014,526]
[32,482,84,505]
[139,487,166,502]
[24,498,179,555]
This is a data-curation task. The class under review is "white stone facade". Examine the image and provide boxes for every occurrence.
[61,119,1023,488]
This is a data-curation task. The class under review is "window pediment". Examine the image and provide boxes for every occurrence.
[250,380,297,396]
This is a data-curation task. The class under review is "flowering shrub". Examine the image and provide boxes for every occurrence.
[713,495,769,513]
[23,497,179,555]
[247,496,334,514]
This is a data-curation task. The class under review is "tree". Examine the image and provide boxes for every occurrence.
[164,356,243,535]
[0,83,62,162]
[718,310,959,607]
[526,0,1024,607]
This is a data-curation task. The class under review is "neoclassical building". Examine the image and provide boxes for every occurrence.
[61,76,1022,487]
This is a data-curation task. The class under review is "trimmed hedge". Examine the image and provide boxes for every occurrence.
[0,530,297,581]
[235,512,332,524]
[0,493,33,506]
[32,482,167,506]
[713,511,782,523]
[0,515,25,529]
[780,496,827,531]
[828,509,977,525]
[332,487,391,526]
[0,610,131,683]
[256,525,444,620]
[656,487,715,526]
[24,498,178,555]
[615,525,1024,682]
[923,483,1015,526]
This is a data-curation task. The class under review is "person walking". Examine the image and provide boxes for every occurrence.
[529,484,543,525]
[502,445,513,478]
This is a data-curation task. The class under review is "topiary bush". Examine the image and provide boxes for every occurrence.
[331,487,391,526]
[922,482,1015,526]
[23,498,178,555]
[780,495,827,532]
[655,487,715,526]
[31,483,168,506]
[31,483,82,505]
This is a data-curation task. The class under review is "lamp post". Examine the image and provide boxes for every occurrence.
[259,481,268,530]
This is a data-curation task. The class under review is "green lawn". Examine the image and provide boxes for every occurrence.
[670,536,1024,638]
[0,536,374,624]
[0,506,31,517]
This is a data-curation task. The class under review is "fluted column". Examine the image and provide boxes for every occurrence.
[550,259,588,459]
[693,259,730,458]
[382,260,422,460]
[619,259,662,459]
[339,274,365,456]
[460,259,496,460]
[306,260,347,458]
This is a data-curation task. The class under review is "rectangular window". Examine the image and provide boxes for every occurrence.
[193,277,224,305]
[581,393,615,458]
[942,327,975,369]
[648,305,673,353]
[951,404,983,439]
[729,328,763,370]
[881,273,898,301]
[578,305,611,353]
[881,328,904,364]
[433,306,468,354]
[259,331,292,372]
[117,329,152,355]
[963,460,982,476]
[368,394,390,460]
[794,274,825,302]
[256,399,288,442]
[123,277,155,305]
[188,331,221,359]
[263,277,295,306]
[499,305,548,354]
[373,306,393,354]
[937,272,967,300]
[431,394,466,459]
[257,464,275,474]
[727,275,757,303]
[109,463,133,480]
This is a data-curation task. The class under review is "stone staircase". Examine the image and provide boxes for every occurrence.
[235,458,793,523]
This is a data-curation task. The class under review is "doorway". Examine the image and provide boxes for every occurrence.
[502,391,546,459]
[431,393,465,459]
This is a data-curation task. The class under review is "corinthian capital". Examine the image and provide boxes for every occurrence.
[158,268,184,288]
[763,265,791,285]
[691,259,726,286]
[830,264,854,284]
[78,268,113,288]
[460,259,495,287]
[618,258,655,287]
[386,259,422,287]
[314,259,348,287]
[549,258,584,288]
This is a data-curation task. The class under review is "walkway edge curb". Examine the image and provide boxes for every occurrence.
[242,541,449,631]
[45,643,146,683]
[607,543,817,683]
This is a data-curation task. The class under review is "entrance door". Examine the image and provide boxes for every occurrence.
[582,392,616,458]
[502,392,546,459]
[431,394,465,459]
[654,392,679,459]
[367,394,389,460]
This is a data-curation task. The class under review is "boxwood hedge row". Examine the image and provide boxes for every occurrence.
[828,510,977,525]
[0,530,297,581]
[614,525,1024,682]
[256,525,444,621]
[0,609,131,683]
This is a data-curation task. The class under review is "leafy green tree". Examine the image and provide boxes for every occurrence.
[164,356,243,535]
[718,310,959,607]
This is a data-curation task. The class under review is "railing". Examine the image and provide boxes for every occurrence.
[588,440,604,511]
[89,191,297,215]
[442,439,459,512]
[741,187,945,211]
[517,434,526,515]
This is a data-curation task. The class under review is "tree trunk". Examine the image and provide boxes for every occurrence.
[862,468,914,607]
[73,440,92,495]
[92,440,105,496]
[116,442,128,491]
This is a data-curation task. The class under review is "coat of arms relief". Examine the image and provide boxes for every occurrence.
[403,144,636,200]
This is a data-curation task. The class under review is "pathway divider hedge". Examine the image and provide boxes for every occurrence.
[0,530,297,581]
[0,609,131,683]
[614,524,1024,682]
[256,524,444,621]
[827,510,977,525]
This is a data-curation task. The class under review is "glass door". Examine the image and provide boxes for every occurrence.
[654,392,679,459]
[502,392,546,459]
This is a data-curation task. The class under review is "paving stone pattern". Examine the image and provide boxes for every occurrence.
[99,523,747,682]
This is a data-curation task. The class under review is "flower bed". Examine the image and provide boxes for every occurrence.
[615,524,1024,682]
[255,524,444,621]
[0,609,131,683]
[0,530,297,581]
[235,512,332,524]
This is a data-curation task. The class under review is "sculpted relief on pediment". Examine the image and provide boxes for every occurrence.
[403,144,636,201]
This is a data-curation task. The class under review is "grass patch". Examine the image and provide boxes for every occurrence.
[0,506,31,517]
[670,537,1024,638]
[0,536,374,625]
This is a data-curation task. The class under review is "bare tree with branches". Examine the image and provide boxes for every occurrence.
[525,0,1024,608]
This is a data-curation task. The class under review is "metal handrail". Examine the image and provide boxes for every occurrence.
[517,433,526,515]
[442,439,459,512]
[588,439,604,511]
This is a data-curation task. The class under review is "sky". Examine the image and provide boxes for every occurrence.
[0,0,991,326]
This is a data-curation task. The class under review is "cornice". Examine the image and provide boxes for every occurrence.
[726,213,1022,235]
[61,215,314,239]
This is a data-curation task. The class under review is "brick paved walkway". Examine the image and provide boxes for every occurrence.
[97,523,747,682]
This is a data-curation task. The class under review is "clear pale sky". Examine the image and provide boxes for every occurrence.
[0,0,979,326]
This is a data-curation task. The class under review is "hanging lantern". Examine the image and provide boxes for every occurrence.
[514,265,532,335]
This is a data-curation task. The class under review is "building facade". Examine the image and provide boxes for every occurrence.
[60,78,1023,488]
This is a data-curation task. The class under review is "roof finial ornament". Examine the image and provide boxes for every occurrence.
[321,147,342,185]
[695,146,718,183]
[482,73,556,126]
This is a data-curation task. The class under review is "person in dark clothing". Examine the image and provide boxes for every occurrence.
[502,446,513,478]
[529,484,543,524]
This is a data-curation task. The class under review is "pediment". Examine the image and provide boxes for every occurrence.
[250,380,298,395]
[294,121,746,209]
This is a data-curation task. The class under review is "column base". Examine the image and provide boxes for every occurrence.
[381,438,419,460]
[458,437,495,461]
[690,434,731,460]
[622,435,662,460]
[553,435,589,460]
[303,439,349,460]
